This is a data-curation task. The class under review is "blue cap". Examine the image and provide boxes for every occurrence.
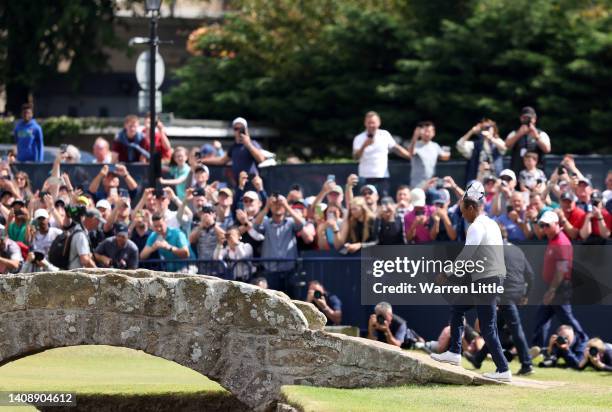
[200,144,215,156]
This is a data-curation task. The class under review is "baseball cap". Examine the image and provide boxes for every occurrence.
[381,196,395,206]
[10,199,25,207]
[54,198,66,207]
[114,223,129,236]
[232,117,248,129]
[291,199,306,209]
[499,169,517,181]
[194,164,210,174]
[199,144,215,157]
[483,174,497,183]
[464,181,485,203]
[434,189,451,205]
[577,176,592,186]
[560,192,577,202]
[85,208,107,224]
[34,209,49,220]
[360,184,378,195]
[218,187,233,198]
[77,195,90,206]
[410,188,426,208]
[329,186,343,195]
[521,106,537,117]
[538,210,559,225]
[96,199,111,210]
[242,191,259,201]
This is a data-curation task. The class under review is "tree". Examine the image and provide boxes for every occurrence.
[0,0,119,115]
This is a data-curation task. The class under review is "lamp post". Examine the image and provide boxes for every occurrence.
[145,0,162,188]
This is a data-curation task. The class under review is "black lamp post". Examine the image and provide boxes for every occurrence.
[145,0,162,188]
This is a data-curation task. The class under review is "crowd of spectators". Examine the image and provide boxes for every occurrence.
[4,104,612,373]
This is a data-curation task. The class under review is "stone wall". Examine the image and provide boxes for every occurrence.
[0,269,499,411]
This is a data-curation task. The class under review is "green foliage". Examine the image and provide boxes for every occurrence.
[166,0,612,157]
[0,117,110,145]
[0,117,15,144]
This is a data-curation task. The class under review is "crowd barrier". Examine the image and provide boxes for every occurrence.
[140,251,612,342]
[12,154,612,198]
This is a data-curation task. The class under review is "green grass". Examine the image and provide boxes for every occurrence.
[282,353,612,412]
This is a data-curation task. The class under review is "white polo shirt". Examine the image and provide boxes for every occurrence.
[353,129,396,178]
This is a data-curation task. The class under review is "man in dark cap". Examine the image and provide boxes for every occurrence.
[505,106,551,176]
[94,223,139,269]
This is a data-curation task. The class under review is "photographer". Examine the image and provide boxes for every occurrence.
[20,250,59,273]
[305,280,342,326]
[88,164,138,203]
[213,226,254,281]
[456,119,506,183]
[579,190,611,242]
[518,152,547,192]
[0,228,23,273]
[579,338,612,371]
[505,107,551,176]
[404,188,433,244]
[408,121,450,188]
[367,302,423,348]
[490,169,518,216]
[62,205,96,269]
[30,209,63,256]
[494,191,532,241]
[376,197,405,245]
[540,325,588,369]
[428,189,458,242]
[94,223,139,269]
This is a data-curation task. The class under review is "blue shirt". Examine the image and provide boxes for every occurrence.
[495,213,527,242]
[14,119,44,162]
[146,227,190,271]
[228,141,261,180]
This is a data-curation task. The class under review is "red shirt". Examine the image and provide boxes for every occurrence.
[563,207,586,235]
[141,129,172,161]
[542,230,573,284]
[590,208,612,238]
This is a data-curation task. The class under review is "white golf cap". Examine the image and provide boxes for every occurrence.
[232,117,248,128]
[464,181,485,203]
[96,199,111,210]
[410,188,426,208]
[499,169,517,181]
[538,210,559,225]
[34,209,49,220]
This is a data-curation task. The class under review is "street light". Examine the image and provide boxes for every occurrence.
[146,0,161,188]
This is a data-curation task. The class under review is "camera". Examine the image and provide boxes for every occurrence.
[556,335,568,345]
[589,346,599,357]
[194,151,202,159]
[59,144,67,153]
[271,192,280,198]
[557,166,566,175]
[193,188,205,197]
[376,314,386,325]
[326,174,335,183]
[415,209,424,217]
[237,127,246,135]
[521,116,532,126]
[367,132,374,139]
[314,290,323,299]
[33,251,45,262]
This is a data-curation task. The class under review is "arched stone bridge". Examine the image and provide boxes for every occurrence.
[0,269,499,410]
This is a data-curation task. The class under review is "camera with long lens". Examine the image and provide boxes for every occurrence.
[65,204,86,220]
[556,335,568,345]
[313,290,323,300]
[376,314,386,325]
[521,116,533,126]
[589,346,599,357]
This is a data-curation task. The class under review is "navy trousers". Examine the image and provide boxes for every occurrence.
[531,304,587,349]
[449,277,509,373]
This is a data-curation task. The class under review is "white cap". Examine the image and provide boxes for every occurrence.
[499,169,517,181]
[232,117,248,128]
[538,210,559,224]
[34,209,49,220]
[410,188,426,208]
[242,191,259,201]
[96,199,111,210]
[464,181,485,203]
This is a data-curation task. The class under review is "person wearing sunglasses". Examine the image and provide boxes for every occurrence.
[199,117,266,183]
[529,210,587,361]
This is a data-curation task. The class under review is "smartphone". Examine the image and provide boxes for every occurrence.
[506,205,514,214]
[415,209,424,217]
[586,204,593,213]
[218,182,228,189]
[34,252,45,261]
[326,174,335,182]
[59,144,67,153]
[109,187,118,197]
[118,188,129,198]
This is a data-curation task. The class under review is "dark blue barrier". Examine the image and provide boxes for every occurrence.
[12,154,612,198]
[142,253,612,342]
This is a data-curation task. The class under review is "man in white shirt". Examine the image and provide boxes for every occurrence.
[431,181,511,382]
[31,209,63,256]
[353,111,411,196]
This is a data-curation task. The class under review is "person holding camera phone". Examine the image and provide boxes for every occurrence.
[494,191,532,241]
[352,111,411,196]
[539,325,588,369]
[306,280,342,326]
[20,249,59,273]
[579,189,611,242]
[142,113,173,163]
[518,151,547,192]
[505,107,551,176]
[456,119,506,184]
[200,117,266,183]
[408,121,450,188]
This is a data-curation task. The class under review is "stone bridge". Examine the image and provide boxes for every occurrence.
[0,270,499,410]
